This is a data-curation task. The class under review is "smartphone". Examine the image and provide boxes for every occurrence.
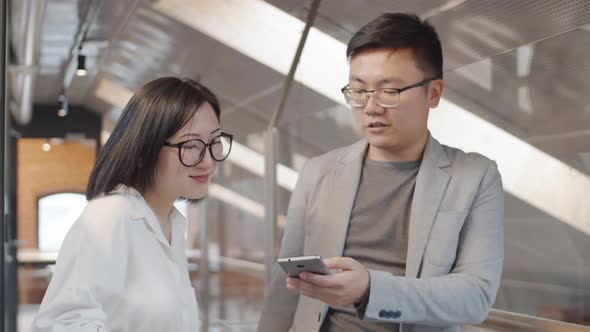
[277,255,331,277]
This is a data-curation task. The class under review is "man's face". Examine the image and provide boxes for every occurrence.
[348,48,443,160]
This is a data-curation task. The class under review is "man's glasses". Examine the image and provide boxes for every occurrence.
[163,132,233,167]
[340,77,439,108]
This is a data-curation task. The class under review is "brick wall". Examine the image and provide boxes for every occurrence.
[17,138,96,304]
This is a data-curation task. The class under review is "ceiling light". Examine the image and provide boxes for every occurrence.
[42,140,51,152]
[57,94,68,117]
[76,54,87,76]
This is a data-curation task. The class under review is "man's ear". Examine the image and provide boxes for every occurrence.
[428,79,444,108]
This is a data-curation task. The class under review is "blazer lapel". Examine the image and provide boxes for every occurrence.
[406,134,451,278]
[316,140,367,259]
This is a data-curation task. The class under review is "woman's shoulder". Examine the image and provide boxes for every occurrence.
[85,192,134,217]
[76,192,137,236]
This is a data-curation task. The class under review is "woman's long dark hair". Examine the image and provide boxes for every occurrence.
[86,77,221,200]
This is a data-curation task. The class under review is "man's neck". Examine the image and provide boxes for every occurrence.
[366,135,428,162]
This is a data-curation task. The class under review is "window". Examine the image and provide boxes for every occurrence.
[37,193,87,251]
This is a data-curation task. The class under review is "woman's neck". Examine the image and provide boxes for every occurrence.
[142,188,175,244]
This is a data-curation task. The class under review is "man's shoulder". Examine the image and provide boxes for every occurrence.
[304,140,364,172]
[439,142,496,177]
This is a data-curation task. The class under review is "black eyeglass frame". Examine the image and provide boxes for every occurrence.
[163,132,233,167]
[340,77,440,108]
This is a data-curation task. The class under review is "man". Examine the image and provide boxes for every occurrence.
[257,13,504,332]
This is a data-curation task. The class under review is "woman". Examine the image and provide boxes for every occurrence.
[32,77,233,331]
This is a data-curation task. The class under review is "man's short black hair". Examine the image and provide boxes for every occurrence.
[347,13,443,79]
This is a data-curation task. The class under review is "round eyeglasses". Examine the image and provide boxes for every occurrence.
[163,132,233,167]
[341,77,439,108]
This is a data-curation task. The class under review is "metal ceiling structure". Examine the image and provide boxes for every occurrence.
[11,0,590,168]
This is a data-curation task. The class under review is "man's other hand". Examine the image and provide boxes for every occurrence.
[286,257,370,307]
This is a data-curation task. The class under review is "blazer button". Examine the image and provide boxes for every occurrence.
[392,310,402,319]
[378,309,387,318]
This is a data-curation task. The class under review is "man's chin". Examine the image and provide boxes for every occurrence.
[367,138,399,151]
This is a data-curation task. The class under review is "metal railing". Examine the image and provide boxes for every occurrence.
[473,309,590,332]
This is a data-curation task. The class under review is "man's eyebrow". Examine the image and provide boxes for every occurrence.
[349,76,405,85]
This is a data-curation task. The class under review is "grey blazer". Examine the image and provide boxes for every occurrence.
[257,134,504,332]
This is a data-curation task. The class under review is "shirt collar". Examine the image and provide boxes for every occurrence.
[110,185,187,249]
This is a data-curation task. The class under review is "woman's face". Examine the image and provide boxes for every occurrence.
[153,102,221,201]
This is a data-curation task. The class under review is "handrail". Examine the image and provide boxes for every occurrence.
[473,309,590,332]
[17,249,590,331]
[18,248,267,273]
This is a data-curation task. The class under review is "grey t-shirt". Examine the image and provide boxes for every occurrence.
[320,158,420,332]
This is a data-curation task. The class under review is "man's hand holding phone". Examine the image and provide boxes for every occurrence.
[280,256,370,308]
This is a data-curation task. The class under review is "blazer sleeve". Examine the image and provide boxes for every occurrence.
[257,161,311,332]
[361,160,504,326]
[31,199,130,332]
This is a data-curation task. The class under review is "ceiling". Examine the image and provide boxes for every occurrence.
[12,0,590,172]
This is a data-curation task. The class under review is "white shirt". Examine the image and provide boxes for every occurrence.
[32,186,200,332]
